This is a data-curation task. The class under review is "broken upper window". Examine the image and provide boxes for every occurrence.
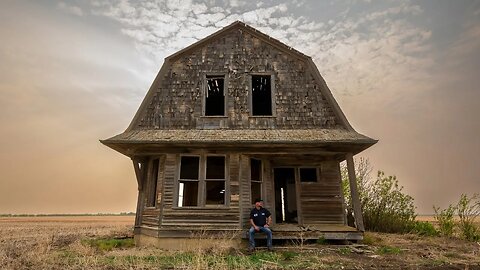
[205,75,225,116]
[251,75,273,116]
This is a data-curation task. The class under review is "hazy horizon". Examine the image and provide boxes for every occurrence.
[1,0,479,215]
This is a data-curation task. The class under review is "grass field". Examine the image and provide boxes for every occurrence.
[1,216,479,269]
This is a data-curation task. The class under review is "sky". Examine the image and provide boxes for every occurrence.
[0,0,479,215]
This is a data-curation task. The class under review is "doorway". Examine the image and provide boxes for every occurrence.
[274,168,298,224]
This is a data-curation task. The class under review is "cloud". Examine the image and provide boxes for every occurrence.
[81,0,434,101]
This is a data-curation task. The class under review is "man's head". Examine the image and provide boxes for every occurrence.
[254,198,263,208]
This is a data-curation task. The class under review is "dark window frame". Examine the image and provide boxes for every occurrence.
[203,74,227,117]
[249,73,276,117]
[176,154,228,208]
[177,155,201,207]
[299,167,320,183]
[250,158,263,204]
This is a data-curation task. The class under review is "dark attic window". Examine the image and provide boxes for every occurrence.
[251,75,273,116]
[205,75,225,116]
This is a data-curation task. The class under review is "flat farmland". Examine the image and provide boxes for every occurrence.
[1,216,479,269]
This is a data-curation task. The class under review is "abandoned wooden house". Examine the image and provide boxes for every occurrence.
[101,21,377,249]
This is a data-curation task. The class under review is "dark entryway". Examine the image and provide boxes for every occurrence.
[274,168,298,224]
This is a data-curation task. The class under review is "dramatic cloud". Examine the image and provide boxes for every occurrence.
[0,0,479,214]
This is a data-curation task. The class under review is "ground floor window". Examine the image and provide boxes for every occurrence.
[177,155,226,207]
[250,158,262,204]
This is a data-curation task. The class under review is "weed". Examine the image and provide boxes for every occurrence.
[338,247,351,255]
[317,236,328,245]
[281,251,299,261]
[456,193,480,241]
[433,204,456,237]
[82,238,135,251]
[411,221,439,236]
[376,245,402,255]
[362,232,382,245]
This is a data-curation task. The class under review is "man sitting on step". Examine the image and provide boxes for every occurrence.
[248,198,273,252]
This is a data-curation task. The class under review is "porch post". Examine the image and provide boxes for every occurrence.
[346,153,365,232]
[132,158,147,228]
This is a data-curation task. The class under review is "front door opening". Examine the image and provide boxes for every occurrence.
[274,168,298,224]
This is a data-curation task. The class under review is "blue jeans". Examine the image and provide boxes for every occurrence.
[249,226,272,248]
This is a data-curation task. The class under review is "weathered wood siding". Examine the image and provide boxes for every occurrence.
[300,160,344,224]
[140,156,165,228]
[134,28,339,130]
[239,155,251,228]
[158,153,241,230]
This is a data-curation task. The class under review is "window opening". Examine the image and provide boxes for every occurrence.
[251,75,272,116]
[250,159,262,204]
[178,156,200,207]
[147,158,159,207]
[300,168,318,183]
[205,75,225,116]
[205,156,226,205]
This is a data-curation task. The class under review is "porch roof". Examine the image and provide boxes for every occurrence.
[101,129,377,156]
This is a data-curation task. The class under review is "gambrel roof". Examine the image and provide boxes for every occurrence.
[101,21,377,155]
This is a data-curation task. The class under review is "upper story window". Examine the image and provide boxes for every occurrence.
[251,75,273,116]
[204,75,225,116]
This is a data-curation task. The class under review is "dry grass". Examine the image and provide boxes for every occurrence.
[1,216,479,269]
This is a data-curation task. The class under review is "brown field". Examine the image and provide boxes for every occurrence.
[1,216,479,269]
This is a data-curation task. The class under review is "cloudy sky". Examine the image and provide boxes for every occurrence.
[1,0,479,214]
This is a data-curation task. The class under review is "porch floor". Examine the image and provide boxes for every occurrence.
[250,224,362,241]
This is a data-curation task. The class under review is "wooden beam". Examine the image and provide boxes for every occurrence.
[132,157,148,227]
[135,190,144,227]
[346,153,365,232]
[132,159,143,191]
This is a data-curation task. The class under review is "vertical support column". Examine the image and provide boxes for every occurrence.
[346,153,365,232]
[132,158,147,228]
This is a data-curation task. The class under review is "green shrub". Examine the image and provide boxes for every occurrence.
[457,193,480,241]
[433,204,456,237]
[410,221,438,236]
[342,160,416,233]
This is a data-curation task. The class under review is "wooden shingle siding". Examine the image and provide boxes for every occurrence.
[137,29,339,130]
[300,160,344,224]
